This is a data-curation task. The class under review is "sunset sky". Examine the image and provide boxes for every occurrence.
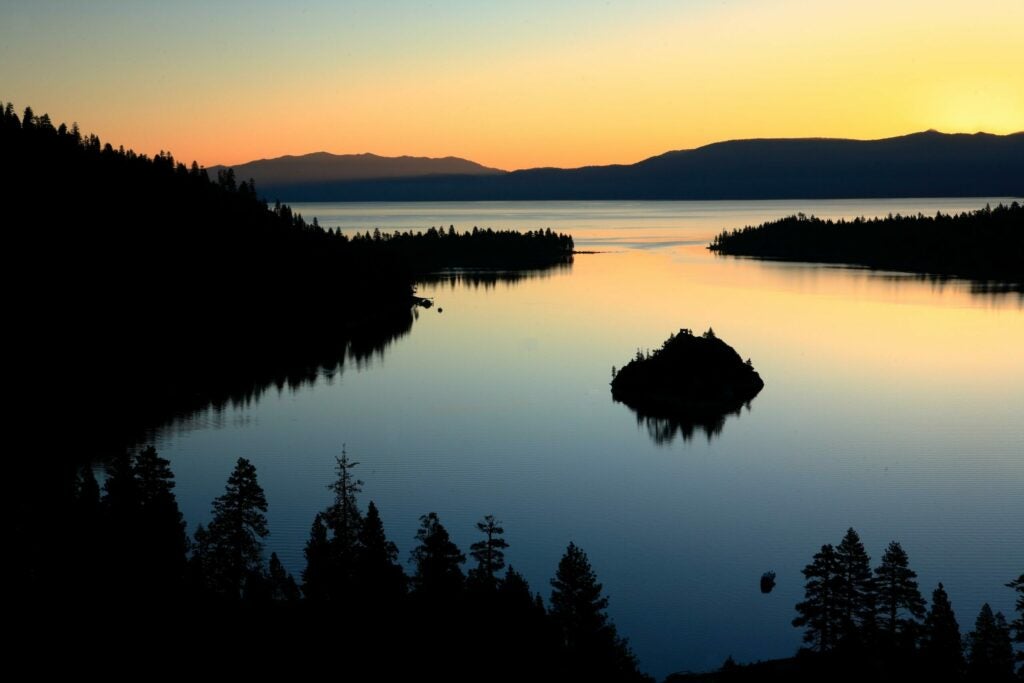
[2,0,1021,170]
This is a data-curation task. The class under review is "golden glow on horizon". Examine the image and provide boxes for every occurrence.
[1,0,1021,169]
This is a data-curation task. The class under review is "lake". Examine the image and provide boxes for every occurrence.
[152,199,1023,679]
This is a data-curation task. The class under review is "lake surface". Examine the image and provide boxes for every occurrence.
[154,199,1022,679]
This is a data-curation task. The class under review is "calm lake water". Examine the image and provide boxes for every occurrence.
[154,199,1022,679]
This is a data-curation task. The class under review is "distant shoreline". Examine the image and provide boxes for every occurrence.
[709,203,1024,288]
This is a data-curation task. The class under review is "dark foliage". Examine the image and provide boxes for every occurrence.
[923,582,966,678]
[1009,574,1024,675]
[709,203,1024,287]
[192,457,269,599]
[410,512,466,598]
[967,603,1015,682]
[468,514,509,589]
[549,542,650,681]
[793,544,841,652]
[611,328,764,442]
[873,541,926,648]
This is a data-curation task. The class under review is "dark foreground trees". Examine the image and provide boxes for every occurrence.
[550,542,647,681]
[790,528,1020,682]
[191,457,270,599]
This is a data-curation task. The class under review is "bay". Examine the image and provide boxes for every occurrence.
[153,198,1023,679]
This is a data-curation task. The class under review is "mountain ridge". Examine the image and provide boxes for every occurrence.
[216,131,1024,201]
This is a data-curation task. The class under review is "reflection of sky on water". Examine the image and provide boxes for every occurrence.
[153,199,1023,679]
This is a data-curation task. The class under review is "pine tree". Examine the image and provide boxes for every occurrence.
[200,457,269,599]
[267,552,300,602]
[793,543,841,652]
[834,528,875,646]
[133,446,188,591]
[326,446,364,550]
[874,541,926,644]
[469,514,509,589]
[922,582,965,677]
[410,512,465,597]
[967,603,1015,681]
[549,542,645,681]
[302,512,331,601]
[353,501,406,600]
[1007,574,1023,675]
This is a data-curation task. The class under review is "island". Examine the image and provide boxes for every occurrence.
[610,328,765,437]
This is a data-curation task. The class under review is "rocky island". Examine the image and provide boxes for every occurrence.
[611,328,765,425]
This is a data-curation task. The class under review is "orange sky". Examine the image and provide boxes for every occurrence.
[1,0,1021,170]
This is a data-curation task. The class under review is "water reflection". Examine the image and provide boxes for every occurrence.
[622,399,757,445]
[133,304,418,444]
[418,262,573,289]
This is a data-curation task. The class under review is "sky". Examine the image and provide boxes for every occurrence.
[1,0,1022,170]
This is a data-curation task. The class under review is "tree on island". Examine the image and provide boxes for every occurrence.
[193,457,269,599]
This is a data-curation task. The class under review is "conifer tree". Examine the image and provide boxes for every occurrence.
[199,457,269,598]
[353,501,406,600]
[267,552,300,602]
[469,514,509,589]
[410,512,465,597]
[873,540,926,644]
[834,527,875,645]
[1007,574,1023,675]
[793,543,841,652]
[967,603,1015,681]
[549,542,645,681]
[923,582,965,677]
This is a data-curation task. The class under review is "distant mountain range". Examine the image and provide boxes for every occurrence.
[209,151,502,187]
[217,132,1024,201]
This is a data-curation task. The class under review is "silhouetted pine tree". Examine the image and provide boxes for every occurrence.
[353,501,406,601]
[133,446,188,594]
[834,528,875,647]
[873,541,925,648]
[967,603,1015,682]
[1007,574,1023,676]
[923,582,965,678]
[302,512,331,600]
[410,512,465,597]
[793,544,841,652]
[197,457,269,599]
[266,552,300,602]
[549,542,647,681]
[468,514,509,590]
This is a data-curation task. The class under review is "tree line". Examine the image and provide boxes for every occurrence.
[708,203,1024,286]
[47,446,649,681]
[784,527,1020,681]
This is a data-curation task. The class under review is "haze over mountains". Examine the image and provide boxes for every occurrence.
[219,131,1024,202]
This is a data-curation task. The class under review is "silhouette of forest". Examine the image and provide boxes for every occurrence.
[2,101,571,451]
[21,446,652,680]
[18,444,1022,680]
[709,204,1024,288]
[667,528,1022,682]
[612,328,764,443]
